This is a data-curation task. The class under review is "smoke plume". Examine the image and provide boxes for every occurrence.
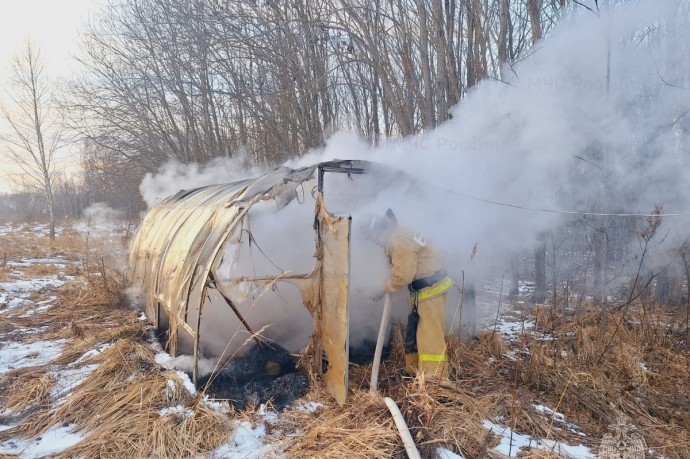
[139,0,690,365]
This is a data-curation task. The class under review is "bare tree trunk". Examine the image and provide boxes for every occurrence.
[592,228,604,300]
[372,74,381,145]
[466,1,477,88]
[498,0,510,79]
[534,234,547,303]
[444,0,460,106]
[431,0,450,123]
[416,0,436,129]
[509,254,520,297]
[527,0,542,44]
[30,72,56,239]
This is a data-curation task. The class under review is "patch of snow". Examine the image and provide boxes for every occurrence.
[0,339,67,375]
[159,405,195,417]
[648,448,671,459]
[532,404,587,437]
[176,370,197,395]
[438,447,465,458]
[51,364,99,400]
[19,303,54,317]
[294,401,324,413]
[213,421,272,459]
[483,420,595,458]
[164,371,197,399]
[75,342,113,363]
[532,404,566,422]
[0,423,17,433]
[488,317,535,343]
[518,281,535,294]
[0,277,66,293]
[14,258,68,268]
[0,423,82,458]
[8,297,28,308]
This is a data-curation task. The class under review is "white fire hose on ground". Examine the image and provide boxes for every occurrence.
[369,293,421,459]
[369,293,391,393]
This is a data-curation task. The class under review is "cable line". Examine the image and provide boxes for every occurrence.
[439,187,690,218]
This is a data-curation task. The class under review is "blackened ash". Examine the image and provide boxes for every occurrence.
[198,343,308,410]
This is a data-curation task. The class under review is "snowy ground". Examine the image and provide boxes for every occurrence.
[0,220,637,458]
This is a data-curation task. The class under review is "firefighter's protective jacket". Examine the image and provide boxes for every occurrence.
[384,226,450,378]
[384,227,443,293]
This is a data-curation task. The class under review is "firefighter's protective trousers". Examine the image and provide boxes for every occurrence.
[405,276,452,378]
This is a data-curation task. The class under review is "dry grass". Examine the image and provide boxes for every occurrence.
[23,263,60,276]
[0,220,232,458]
[0,222,234,459]
[518,451,564,458]
[393,376,502,458]
[280,301,690,459]
[276,390,400,458]
[1,338,232,459]
[0,224,84,260]
[3,221,690,458]
[2,368,53,414]
[475,305,690,457]
[0,267,18,282]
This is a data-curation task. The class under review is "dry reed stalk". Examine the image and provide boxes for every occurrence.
[23,264,60,276]
[69,320,85,339]
[3,369,53,414]
[51,396,230,459]
[518,451,564,458]
[277,391,400,458]
[51,319,146,366]
[59,271,127,309]
[0,268,17,282]
[0,339,165,441]
[523,306,690,457]
[0,227,82,260]
[1,337,232,459]
[396,375,503,458]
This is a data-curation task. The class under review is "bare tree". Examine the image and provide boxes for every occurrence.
[67,0,575,202]
[1,41,63,238]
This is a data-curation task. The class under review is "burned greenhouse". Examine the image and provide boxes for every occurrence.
[130,160,392,404]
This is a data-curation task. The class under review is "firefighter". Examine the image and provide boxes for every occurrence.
[367,209,452,379]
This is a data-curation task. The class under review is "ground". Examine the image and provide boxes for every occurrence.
[0,220,688,458]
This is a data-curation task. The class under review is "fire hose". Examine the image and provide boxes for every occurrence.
[369,293,391,393]
[369,293,421,459]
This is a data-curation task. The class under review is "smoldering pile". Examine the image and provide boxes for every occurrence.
[198,342,308,410]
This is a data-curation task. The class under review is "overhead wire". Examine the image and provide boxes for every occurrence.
[438,187,690,218]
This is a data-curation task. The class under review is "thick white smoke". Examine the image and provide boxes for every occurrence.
[139,0,690,366]
[139,154,262,208]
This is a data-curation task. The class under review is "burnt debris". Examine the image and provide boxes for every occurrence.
[198,343,308,410]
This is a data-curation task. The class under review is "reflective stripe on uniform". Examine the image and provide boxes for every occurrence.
[416,276,453,301]
[419,353,448,362]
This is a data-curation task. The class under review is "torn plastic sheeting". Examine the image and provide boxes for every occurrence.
[315,193,350,405]
[129,161,362,404]
[130,167,304,335]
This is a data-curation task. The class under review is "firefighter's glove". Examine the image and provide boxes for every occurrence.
[370,291,385,303]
